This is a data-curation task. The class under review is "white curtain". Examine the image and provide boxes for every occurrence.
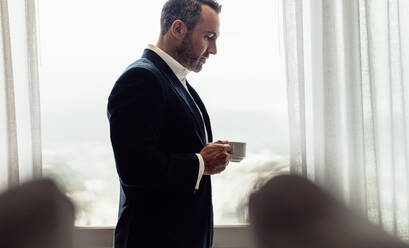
[0,0,42,191]
[283,0,409,239]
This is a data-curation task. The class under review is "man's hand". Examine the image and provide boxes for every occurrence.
[200,140,232,175]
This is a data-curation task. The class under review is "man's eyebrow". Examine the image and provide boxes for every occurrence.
[205,31,218,38]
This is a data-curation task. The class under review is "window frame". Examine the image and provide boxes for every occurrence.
[74,226,253,248]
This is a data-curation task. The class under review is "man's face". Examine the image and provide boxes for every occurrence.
[176,5,220,72]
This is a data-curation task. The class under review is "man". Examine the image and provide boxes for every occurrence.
[107,0,230,247]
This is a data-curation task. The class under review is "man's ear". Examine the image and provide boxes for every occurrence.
[170,20,187,40]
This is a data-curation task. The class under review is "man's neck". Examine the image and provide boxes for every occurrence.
[156,40,183,67]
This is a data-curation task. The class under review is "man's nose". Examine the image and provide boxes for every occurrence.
[208,41,217,55]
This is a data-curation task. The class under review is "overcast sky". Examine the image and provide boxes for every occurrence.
[38,0,285,109]
[37,0,289,149]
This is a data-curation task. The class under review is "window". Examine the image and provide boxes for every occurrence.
[39,0,288,227]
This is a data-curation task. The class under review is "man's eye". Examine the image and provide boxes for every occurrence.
[205,34,215,40]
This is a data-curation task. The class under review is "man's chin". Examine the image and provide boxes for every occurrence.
[191,62,204,73]
[191,64,203,73]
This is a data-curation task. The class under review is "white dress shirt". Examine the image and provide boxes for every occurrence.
[147,44,207,190]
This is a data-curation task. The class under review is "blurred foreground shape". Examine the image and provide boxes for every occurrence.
[249,175,409,248]
[0,179,75,248]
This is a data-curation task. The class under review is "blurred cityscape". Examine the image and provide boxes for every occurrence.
[42,109,289,226]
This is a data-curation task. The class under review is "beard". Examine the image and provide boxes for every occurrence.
[176,32,208,72]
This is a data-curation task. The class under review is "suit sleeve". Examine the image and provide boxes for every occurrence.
[107,67,199,190]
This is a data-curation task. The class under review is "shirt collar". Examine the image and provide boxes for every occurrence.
[147,44,190,83]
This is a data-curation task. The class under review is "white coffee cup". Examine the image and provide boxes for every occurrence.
[229,141,246,162]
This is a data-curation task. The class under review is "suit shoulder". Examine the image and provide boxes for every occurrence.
[109,58,166,99]
[121,58,161,80]
[113,59,165,90]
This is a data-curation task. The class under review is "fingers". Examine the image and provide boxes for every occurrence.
[215,150,232,162]
[209,164,227,175]
[215,140,229,144]
[202,141,232,175]
[225,144,232,153]
[212,143,232,153]
[215,165,227,174]
[225,152,232,162]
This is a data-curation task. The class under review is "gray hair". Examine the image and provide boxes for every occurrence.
[160,0,221,35]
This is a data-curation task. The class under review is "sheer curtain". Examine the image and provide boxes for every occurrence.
[283,0,409,239]
[0,0,42,191]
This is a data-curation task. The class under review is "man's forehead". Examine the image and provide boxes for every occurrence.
[197,5,220,35]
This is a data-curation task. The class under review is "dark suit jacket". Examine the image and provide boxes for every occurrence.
[107,49,214,248]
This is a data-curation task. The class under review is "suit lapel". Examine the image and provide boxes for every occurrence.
[187,82,213,143]
[171,82,207,143]
[142,49,207,144]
